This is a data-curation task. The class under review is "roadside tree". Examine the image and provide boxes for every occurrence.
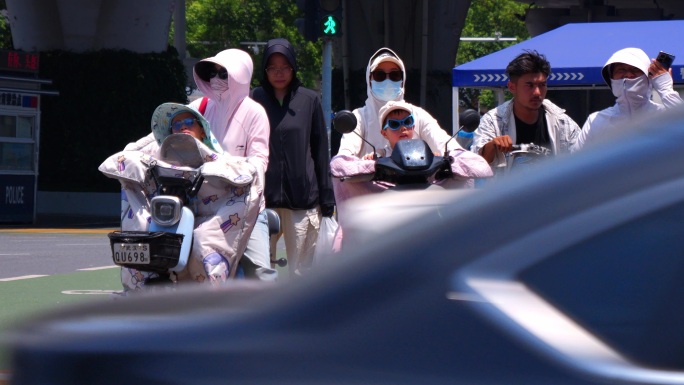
[456,0,530,112]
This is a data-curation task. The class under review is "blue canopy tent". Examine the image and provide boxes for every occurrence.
[451,20,684,130]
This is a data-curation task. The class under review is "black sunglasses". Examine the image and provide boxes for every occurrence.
[208,67,228,80]
[371,70,403,82]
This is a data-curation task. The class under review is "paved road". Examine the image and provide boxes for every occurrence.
[0,222,289,383]
[0,228,114,280]
[0,226,122,380]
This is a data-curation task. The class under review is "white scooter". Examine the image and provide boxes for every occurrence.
[104,134,281,286]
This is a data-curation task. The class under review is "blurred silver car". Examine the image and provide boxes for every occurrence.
[7,108,684,385]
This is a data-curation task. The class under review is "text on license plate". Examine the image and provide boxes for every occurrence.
[113,243,150,264]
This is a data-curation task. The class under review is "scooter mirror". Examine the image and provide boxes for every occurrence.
[333,110,357,134]
[458,109,480,133]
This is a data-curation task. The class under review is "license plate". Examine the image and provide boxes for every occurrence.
[112,243,150,265]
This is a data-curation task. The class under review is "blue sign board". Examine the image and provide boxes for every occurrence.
[0,174,35,223]
[453,20,684,88]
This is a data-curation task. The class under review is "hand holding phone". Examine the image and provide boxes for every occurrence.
[656,51,675,70]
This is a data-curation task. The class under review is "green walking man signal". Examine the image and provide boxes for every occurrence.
[322,15,339,36]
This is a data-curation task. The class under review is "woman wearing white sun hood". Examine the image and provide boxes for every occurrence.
[190,48,277,281]
[336,47,458,159]
[572,47,683,152]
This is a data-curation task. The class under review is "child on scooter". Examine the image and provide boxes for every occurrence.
[361,101,416,159]
[328,101,493,253]
[100,102,264,292]
[123,102,221,155]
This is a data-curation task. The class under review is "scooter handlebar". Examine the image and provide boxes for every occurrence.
[510,143,551,156]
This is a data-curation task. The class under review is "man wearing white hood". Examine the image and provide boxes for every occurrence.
[190,48,277,282]
[572,47,683,152]
[336,47,457,158]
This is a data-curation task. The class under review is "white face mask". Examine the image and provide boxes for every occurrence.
[371,80,402,102]
[611,75,650,106]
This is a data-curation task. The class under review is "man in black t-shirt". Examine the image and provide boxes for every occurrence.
[471,50,580,174]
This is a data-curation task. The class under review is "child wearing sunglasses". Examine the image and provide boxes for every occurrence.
[170,114,204,140]
[360,101,416,159]
[149,103,221,153]
[328,99,492,254]
[121,102,221,155]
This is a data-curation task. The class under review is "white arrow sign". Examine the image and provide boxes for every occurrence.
[472,72,587,83]
[548,72,586,81]
[473,73,508,83]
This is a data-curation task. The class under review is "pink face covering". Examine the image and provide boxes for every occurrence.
[209,77,230,101]
[210,77,230,92]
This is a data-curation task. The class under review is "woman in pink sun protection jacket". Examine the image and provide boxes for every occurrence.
[190,48,278,282]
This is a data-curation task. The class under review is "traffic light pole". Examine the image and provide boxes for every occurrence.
[322,38,332,155]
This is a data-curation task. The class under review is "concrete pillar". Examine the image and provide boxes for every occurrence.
[5,0,175,53]
[173,0,186,60]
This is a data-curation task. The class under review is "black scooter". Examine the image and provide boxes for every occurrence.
[332,110,455,186]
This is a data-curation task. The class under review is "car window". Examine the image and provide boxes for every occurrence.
[520,200,684,370]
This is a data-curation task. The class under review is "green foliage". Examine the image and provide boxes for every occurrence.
[0,0,13,49]
[457,0,529,110]
[183,0,322,89]
[38,48,188,192]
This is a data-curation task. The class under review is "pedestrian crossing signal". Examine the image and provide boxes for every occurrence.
[321,14,340,36]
